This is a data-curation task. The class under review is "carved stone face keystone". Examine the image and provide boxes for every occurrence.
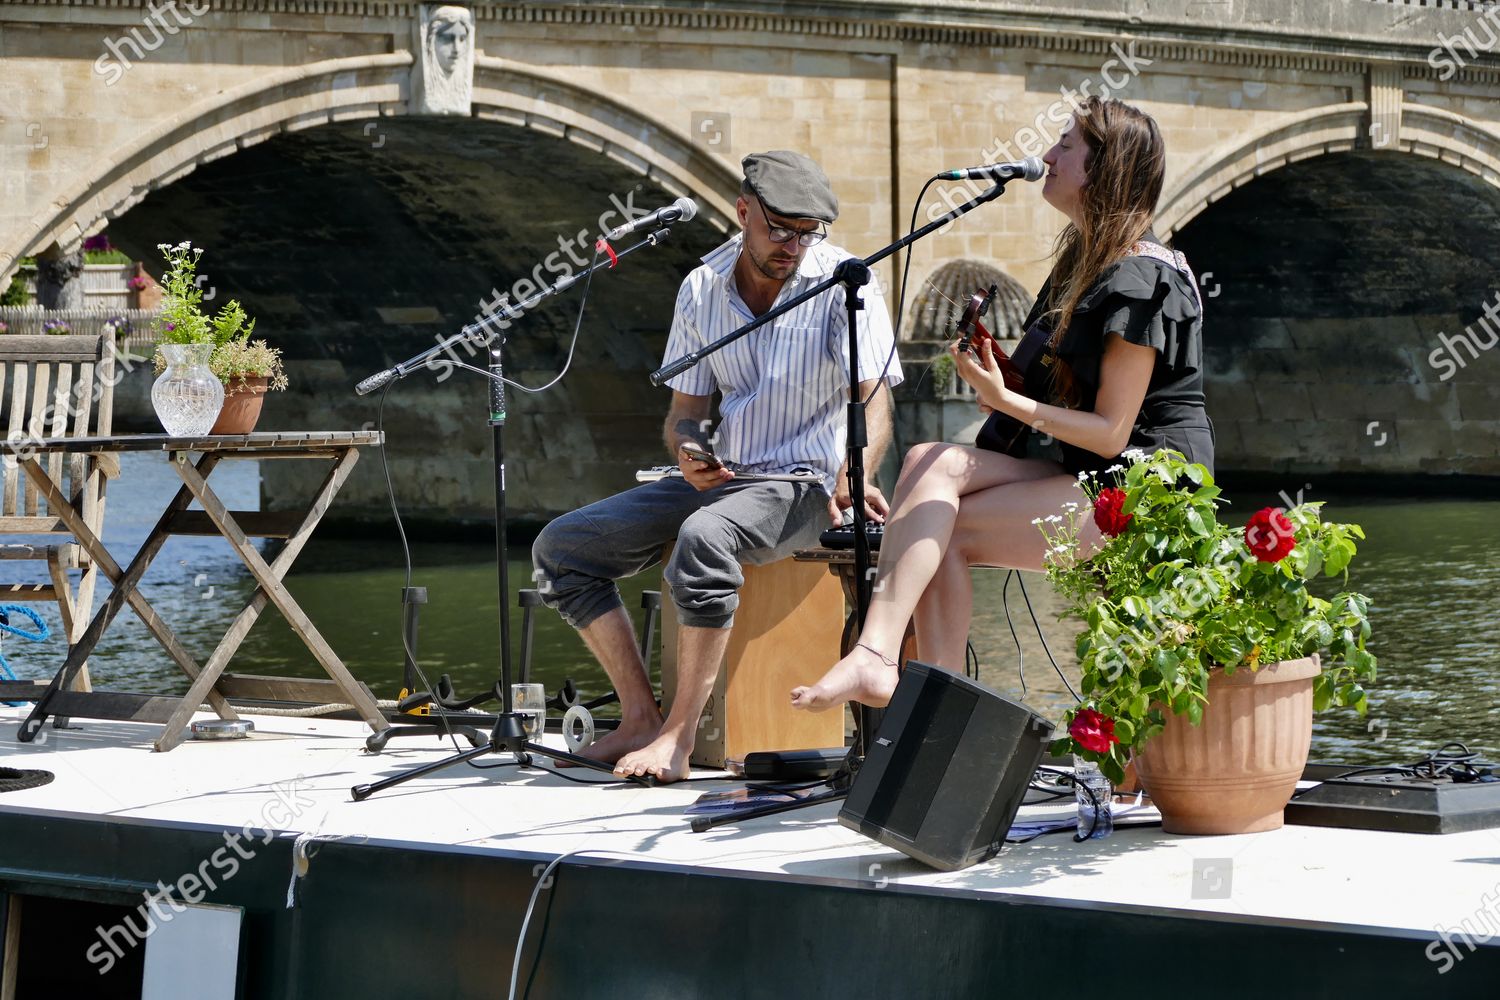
[412,4,474,115]
[430,16,470,76]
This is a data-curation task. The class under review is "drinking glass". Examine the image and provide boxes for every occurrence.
[512,683,547,739]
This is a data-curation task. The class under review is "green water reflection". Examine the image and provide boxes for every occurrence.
[21,455,1496,767]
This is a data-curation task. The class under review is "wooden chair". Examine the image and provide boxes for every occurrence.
[0,334,118,689]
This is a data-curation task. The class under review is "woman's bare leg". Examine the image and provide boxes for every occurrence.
[902,475,1106,679]
[912,546,972,668]
[791,444,1062,710]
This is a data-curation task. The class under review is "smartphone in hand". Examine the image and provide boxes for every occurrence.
[679,442,723,470]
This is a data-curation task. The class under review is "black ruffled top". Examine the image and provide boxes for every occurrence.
[1018,239,1215,477]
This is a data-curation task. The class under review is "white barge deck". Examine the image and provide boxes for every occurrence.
[0,706,1496,998]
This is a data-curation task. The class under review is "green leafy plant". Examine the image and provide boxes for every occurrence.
[1038,449,1376,785]
[929,351,957,394]
[1,268,27,307]
[211,338,288,390]
[152,242,215,346]
[151,242,286,390]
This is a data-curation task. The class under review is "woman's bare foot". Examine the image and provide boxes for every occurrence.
[790,644,900,712]
[613,730,693,784]
[561,711,662,767]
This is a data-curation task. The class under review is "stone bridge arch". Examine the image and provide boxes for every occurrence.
[1163,103,1500,478]
[1158,102,1500,239]
[25,50,748,527]
[15,52,740,270]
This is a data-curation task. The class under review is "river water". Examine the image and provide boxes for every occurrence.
[9,454,1493,767]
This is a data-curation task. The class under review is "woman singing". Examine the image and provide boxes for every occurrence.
[792,97,1214,711]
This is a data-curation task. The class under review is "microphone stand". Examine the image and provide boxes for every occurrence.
[351,227,676,800]
[657,181,1014,831]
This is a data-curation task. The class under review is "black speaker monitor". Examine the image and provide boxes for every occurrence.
[839,661,1054,871]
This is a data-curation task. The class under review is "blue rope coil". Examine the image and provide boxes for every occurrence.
[0,604,49,643]
[0,604,50,694]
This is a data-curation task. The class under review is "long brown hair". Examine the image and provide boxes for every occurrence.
[1043,97,1166,405]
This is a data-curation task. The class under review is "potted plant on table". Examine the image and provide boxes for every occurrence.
[151,242,287,436]
[1037,449,1377,835]
[204,300,288,434]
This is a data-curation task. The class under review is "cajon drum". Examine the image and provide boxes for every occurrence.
[660,556,845,770]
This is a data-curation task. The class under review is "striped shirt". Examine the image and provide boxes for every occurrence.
[662,234,903,493]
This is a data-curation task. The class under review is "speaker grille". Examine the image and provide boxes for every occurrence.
[839,661,1054,871]
[874,681,976,839]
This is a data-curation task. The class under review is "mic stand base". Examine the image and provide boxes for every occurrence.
[688,758,858,832]
[351,713,657,801]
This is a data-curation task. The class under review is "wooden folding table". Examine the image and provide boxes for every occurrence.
[3,431,391,751]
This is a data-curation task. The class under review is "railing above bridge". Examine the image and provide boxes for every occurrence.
[12,263,138,311]
[0,306,159,356]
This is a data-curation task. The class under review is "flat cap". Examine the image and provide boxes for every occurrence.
[742,150,839,224]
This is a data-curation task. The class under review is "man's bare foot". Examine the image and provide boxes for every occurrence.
[613,731,693,784]
[560,713,662,767]
[790,644,899,712]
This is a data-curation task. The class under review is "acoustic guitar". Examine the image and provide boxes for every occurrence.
[954,287,1052,458]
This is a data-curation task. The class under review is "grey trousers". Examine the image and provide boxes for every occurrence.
[531,477,828,630]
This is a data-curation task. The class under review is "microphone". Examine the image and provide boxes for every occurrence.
[355,367,399,396]
[938,157,1045,183]
[603,197,697,242]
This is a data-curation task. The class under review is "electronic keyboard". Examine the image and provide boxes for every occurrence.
[818,523,885,550]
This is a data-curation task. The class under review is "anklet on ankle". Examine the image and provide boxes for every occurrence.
[856,642,899,669]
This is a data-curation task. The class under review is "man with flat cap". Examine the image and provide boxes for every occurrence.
[532,150,903,783]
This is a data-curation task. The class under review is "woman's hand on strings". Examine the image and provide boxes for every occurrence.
[951,337,1009,412]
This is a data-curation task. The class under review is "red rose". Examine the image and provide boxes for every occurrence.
[1093,487,1133,537]
[1245,507,1295,562]
[1069,708,1120,755]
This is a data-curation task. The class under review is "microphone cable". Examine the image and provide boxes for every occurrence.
[366,239,673,779]
[858,176,942,413]
[443,243,607,399]
[844,176,1083,707]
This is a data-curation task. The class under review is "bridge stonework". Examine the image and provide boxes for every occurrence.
[3,0,1499,522]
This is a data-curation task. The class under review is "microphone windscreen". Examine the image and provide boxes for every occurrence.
[1020,156,1045,181]
[673,197,699,222]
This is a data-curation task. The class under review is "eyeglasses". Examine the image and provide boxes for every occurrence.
[755,198,827,247]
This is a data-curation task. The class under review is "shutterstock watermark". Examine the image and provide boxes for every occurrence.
[690,111,731,149]
[6,342,145,463]
[93,0,211,87]
[1426,289,1500,381]
[1041,470,1263,685]
[1426,5,1500,81]
[427,190,652,381]
[1191,857,1233,899]
[85,776,314,974]
[1425,881,1500,974]
[926,41,1153,228]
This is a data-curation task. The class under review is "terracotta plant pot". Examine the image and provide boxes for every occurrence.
[1134,653,1322,835]
[210,376,270,435]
